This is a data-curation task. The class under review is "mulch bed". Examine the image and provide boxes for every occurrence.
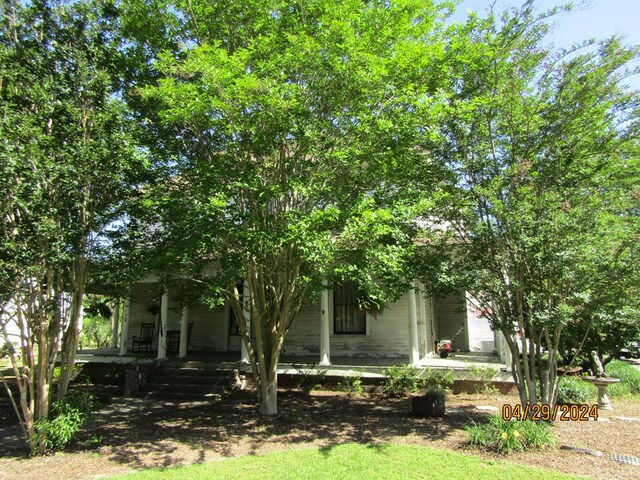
[0,388,639,480]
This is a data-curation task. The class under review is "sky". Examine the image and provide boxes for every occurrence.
[448,0,640,89]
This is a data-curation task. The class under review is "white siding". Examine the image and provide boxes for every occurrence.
[434,293,468,351]
[127,283,227,352]
[284,292,414,358]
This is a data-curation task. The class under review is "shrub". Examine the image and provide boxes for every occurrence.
[1,342,18,358]
[424,367,455,391]
[80,314,112,349]
[383,364,423,397]
[292,363,326,393]
[468,365,499,394]
[466,414,555,454]
[339,375,364,395]
[556,376,596,404]
[605,360,640,398]
[32,390,100,453]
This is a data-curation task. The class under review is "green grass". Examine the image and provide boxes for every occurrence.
[112,443,582,480]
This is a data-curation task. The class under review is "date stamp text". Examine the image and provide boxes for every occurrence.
[501,403,598,421]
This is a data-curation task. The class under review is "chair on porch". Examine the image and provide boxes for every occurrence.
[167,322,194,354]
[131,322,154,352]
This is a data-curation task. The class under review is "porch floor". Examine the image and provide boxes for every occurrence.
[75,348,512,382]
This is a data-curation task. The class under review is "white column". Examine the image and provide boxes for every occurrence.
[157,289,168,360]
[240,281,250,364]
[118,297,130,356]
[503,333,512,372]
[319,281,331,366]
[179,304,189,358]
[408,280,419,366]
[111,298,120,349]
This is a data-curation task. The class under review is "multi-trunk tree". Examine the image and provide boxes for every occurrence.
[0,0,143,451]
[415,1,640,408]
[125,0,452,415]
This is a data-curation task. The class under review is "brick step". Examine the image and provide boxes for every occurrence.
[139,382,227,396]
[126,364,237,401]
[146,374,225,385]
[137,390,223,401]
[152,366,231,378]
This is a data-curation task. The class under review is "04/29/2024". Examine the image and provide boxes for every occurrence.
[501,403,598,421]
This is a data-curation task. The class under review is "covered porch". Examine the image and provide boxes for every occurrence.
[114,279,506,370]
[75,348,512,384]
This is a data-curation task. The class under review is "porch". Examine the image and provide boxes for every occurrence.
[75,348,513,383]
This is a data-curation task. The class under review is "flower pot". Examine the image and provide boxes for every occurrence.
[411,394,445,417]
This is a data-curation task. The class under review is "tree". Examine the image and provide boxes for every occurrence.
[415,1,640,408]
[126,0,451,415]
[0,0,143,451]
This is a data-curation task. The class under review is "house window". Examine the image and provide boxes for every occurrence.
[333,281,366,334]
[229,283,243,336]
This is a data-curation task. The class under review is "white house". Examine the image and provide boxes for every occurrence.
[117,275,498,366]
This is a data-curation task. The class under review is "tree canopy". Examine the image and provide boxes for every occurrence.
[122,0,456,414]
[414,1,640,408]
[0,0,145,450]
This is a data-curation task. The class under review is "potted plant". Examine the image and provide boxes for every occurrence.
[411,386,446,417]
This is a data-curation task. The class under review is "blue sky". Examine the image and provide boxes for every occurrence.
[448,0,640,89]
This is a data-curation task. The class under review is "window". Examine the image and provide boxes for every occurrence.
[333,281,366,334]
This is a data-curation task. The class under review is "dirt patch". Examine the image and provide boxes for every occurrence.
[0,389,639,480]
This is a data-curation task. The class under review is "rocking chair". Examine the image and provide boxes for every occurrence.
[131,322,154,352]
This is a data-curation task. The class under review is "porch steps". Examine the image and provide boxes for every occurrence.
[136,364,237,401]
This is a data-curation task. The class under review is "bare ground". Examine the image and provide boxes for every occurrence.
[0,388,639,480]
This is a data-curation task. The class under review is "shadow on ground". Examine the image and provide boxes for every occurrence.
[60,389,488,469]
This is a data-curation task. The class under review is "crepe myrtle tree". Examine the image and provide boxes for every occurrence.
[0,0,144,451]
[130,0,452,415]
[414,1,640,409]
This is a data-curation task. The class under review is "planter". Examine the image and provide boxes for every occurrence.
[411,393,445,417]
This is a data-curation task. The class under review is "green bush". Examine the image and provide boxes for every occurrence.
[80,314,112,349]
[468,365,499,394]
[424,367,455,391]
[556,376,596,404]
[1,342,17,357]
[32,390,100,453]
[466,414,555,454]
[383,364,423,397]
[339,375,364,395]
[292,363,326,393]
[605,360,640,398]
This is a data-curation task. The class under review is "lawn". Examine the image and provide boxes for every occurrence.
[112,443,581,480]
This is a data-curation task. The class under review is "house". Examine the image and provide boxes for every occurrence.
[117,274,501,367]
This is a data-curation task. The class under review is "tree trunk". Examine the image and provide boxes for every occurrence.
[258,375,278,416]
[58,254,87,398]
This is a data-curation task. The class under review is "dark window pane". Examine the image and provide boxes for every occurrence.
[333,281,366,334]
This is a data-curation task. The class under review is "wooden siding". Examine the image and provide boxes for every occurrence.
[434,294,469,351]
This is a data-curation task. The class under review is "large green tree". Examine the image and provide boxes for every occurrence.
[0,0,143,451]
[126,0,451,415]
[415,1,640,409]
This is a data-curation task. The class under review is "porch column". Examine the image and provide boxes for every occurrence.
[240,281,250,364]
[319,281,331,366]
[408,280,419,366]
[179,304,189,358]
[503,333,512,372]
[157,289,168,360]
[110,298,120,349]
[118,296,130,356]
